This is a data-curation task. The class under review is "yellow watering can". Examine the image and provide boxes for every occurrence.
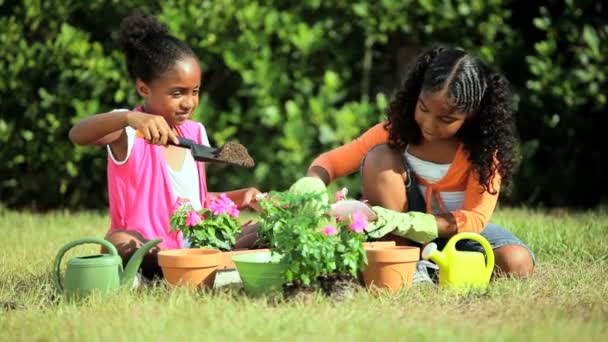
[421,232,494,290]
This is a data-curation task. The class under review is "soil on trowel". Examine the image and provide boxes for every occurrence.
[217,141,255,168]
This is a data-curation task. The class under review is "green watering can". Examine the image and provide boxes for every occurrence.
[53,237,162,299]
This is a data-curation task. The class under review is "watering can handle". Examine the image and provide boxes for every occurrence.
[445,232,495,279]
[53,238,119,292]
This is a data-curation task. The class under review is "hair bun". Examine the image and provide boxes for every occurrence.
[119,9,168,54]
[489,73,503,85]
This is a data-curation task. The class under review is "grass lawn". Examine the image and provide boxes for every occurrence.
[1,206,607,341]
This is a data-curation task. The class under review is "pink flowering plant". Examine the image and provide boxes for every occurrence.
[170,194,241,251]
[256,189,367,286]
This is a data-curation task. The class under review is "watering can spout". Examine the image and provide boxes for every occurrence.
[421,242,448,270]
[120,238,162,286]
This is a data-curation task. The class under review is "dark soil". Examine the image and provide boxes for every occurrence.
[283,281,318,302]
[319,273,364,300]
[283,273,363,301]
[217,141,255,168]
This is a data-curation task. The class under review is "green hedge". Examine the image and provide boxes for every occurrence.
[1,0,605,209]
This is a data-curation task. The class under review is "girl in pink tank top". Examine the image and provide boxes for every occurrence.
[69,11,260,279]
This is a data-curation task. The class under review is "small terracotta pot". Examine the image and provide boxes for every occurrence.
[362,241,396,249]
[362,246,420,293]
[157,248,222,289]
[221,248,271,270]
[376,234,419,246]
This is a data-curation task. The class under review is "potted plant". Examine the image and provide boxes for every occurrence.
[158,194,243,289]
[327,189,421,293]
[169,194,242,251]
[241,189,368,297]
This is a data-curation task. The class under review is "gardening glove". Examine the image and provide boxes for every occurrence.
[365,206,438,244]
[288,176,329,215]
[288,176,329,205]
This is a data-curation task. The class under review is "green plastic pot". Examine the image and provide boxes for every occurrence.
[231,251,286,296]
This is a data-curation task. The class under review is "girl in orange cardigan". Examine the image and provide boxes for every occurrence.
[299,47,534,278]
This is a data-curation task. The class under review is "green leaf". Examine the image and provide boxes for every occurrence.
[582,25,600,57]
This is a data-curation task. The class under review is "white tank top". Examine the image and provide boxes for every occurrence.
[404,149,465,212]
[167,151,202,211]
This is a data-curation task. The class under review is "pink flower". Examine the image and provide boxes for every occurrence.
[323,226,337,236]
[229,208,240,218]
[185,210,201,226]
[208,193,240,218]
[335,188,348,202]
[172,197,189,214]
[348,212,368,233]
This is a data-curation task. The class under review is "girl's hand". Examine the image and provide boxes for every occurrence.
[127,111,179,145]
[241,187,262,212]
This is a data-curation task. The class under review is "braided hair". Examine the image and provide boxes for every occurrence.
[119,10,197,83]
[385,47,518,193]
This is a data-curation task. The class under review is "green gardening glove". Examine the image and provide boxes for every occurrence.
[289,176,329,204]
[288,176,329,215]
[365,206,438,244]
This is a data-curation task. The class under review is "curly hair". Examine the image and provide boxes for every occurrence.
[385,47,519,193]
[119,10,197,82]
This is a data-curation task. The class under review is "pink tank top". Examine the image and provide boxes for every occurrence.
[106,109,208,249]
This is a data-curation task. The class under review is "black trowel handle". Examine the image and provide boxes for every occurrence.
[135,130,194,148]
[136,130,224,163]
[170,136,196,149]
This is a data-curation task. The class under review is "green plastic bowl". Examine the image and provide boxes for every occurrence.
[231,251,286,296]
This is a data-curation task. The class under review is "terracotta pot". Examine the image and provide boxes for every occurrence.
[362,241,396,249]
[362,246,420,293]
[157,248,222,289]
[221,248,271,270]
[376,234,419,246]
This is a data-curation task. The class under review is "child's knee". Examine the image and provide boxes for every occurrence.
[495,245,534,278]
[104,229,162,279]
[361,145,405,187]
[104,230,147,257]
[361,144,403,175]
[361,144,407,208]
[234,231,257,249]
[241,223,259,235]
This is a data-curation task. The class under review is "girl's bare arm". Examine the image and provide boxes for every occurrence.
[69,111,131,146]
[69,110,179,160]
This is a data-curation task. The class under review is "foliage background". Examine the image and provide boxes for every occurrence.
[1,0,606,210]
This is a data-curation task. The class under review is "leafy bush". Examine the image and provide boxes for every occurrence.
[1,1,605,209]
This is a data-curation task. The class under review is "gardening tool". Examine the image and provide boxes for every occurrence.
[53,237,162,299]
[330,199,377,220]
[136,131,253,167]
[421,232,494,290]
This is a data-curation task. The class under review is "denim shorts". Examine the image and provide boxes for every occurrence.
[432,223,536,263]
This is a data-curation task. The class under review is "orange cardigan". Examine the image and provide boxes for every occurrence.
[310,122,501,233]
